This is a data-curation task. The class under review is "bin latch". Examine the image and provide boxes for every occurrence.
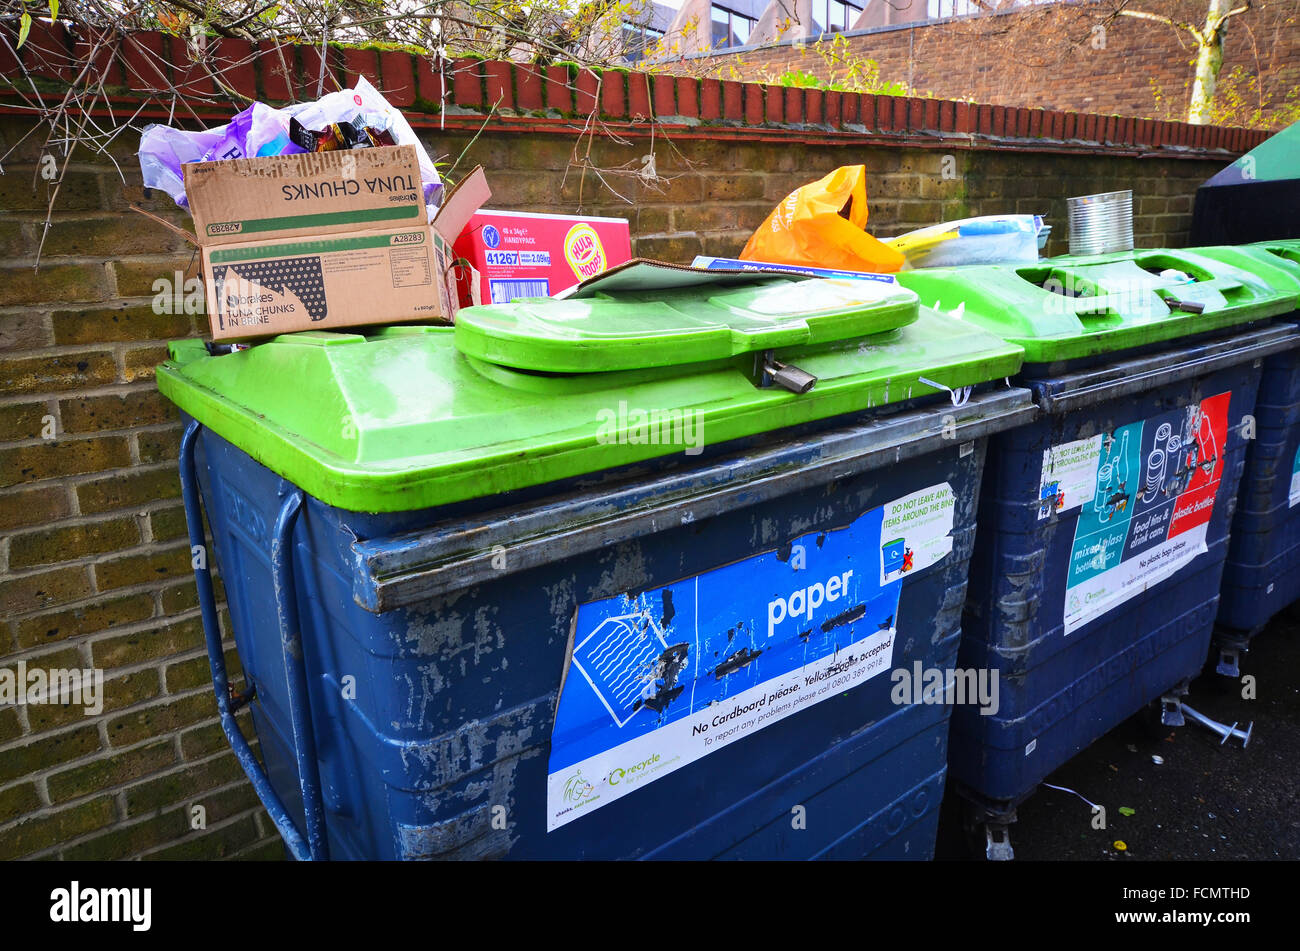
[759,353,817,394]
[1162,296,1206,314]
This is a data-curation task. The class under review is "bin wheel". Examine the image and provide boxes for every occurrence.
[1208,633,1250,687]
[1140,687,1191,741]
[1139,699,1170,741]
[982,823,1015,862]
[961,803,1015,861]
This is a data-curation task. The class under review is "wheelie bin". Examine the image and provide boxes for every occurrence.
[896,248,1300,858]
[159,274,1035,860]
[1186,241,1300,674]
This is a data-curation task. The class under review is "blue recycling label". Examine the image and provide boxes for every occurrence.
[545,482,956,831]
[1052,392,1230,634]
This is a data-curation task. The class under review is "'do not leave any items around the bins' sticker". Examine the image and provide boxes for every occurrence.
[1038,392,1231,636]
[545,482,956,831]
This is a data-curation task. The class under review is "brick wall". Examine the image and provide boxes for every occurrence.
[0,27,1263,860]
[668,0,1300,129]
[0,134,275,857]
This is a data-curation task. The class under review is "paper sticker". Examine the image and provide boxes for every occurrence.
[1062,392,1230,635]
[1289,445,1300,508]
[879,482,956,584]
[1038,434,1104,519]
[545,483,955,831]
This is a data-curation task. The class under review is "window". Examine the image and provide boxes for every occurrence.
[710,5,756,49]
[623,23,665,63]
[816,0,862,34]
[926,0,980,17]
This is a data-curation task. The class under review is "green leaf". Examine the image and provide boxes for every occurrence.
[49,0,59,21]
[18,11,32,49]
[776,70,824,90]
[1118,806,1136,817]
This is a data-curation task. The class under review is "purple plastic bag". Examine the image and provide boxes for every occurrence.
[137,124,223,209]
[138,78,443,214]
[139,102,291,208]
[201,102,299,163]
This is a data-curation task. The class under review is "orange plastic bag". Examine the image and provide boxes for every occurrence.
[741,165,904,273]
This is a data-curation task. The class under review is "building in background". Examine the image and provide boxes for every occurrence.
[650,0,988,55]
[513,0,1006,65]
[623,0,679,61]
[644,0,1298,130]
[655,0,846,55]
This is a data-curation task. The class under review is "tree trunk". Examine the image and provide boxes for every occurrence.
[1187,0,1232,124]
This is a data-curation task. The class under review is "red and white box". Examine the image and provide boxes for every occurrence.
[453,210,631,305]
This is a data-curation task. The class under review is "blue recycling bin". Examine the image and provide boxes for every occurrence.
[898,250,1300,858]
[1192,242,1300,675]
[159,278,1032,860]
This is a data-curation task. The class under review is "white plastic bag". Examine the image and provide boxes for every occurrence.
[280,77,443,210]
[888,215,1043,269]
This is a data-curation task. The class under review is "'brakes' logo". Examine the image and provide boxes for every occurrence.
[564,223,607,280]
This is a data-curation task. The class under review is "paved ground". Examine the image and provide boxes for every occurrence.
[935,609,1300,861]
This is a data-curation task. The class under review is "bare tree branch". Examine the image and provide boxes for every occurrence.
[1220,3,1252,23]
[1116,8,1204,45]
[0,0,677,270]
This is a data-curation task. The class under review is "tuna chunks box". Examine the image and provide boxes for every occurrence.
[453,210,631,304]
[183,147,489,339]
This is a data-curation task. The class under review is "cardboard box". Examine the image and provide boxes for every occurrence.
[202,224,445,338]
[183,148,490,339]
[453,210,631,305]
[185,146,428,244]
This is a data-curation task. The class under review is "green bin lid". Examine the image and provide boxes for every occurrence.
[158,280,1023,512]
[453,276,918,372]
[1188,243,1300,300]
[1249,240,1300,277]
[896,248,1297,363]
